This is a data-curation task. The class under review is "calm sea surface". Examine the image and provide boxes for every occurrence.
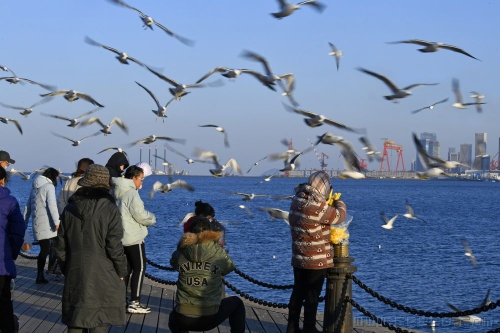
[9,175,499,333]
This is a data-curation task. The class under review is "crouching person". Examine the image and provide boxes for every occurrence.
[169,217,245,333]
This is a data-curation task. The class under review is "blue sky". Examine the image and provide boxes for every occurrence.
[1,1,498,175]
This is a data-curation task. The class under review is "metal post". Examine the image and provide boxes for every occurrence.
[140,146,142,163]
[324,244,357,333]
[148,146,151,167]
[164,146,167,173]
[155,146,158,171]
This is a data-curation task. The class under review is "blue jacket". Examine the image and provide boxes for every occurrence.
[0,186,25,277]
[25,175,60,241]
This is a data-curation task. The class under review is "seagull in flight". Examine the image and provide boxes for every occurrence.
[412,132,452,178]
[78,117,128,136]
[0,117,22,134]
[98,147,128,158]
[270,0,326,19]
[358,68,438,102]
[338,141,365,179]
[239,205,254,218]
[359,136,382,162]
[461,238,479,268]
[403,200,428,225]
[387,39,480,60]
[85,36,147,66]
[194,148,242,177]
[0,98,53,117]
[41,108,100,127]
[380,212,399,230]
[258,172,277,184]
[240,50,290,91]
[247,155,268,173]
[283,102,362,133]
[145,65,222,100]
[51,131,100,147]
[446,303,483,323]
[164,144,206,165]
[451,79,485,110]
[195,67,256,84]
[279,73,299,106]
[199,124,230,148]
[470,91,485,113]
[0,65,16,76]
[232,192,269,201]
[149,180,194,199]
[40,90,104,107]
[411,98,449,114]
[259,207,289,225]
[136,81,175,122]
[0,76,55,91]
[328,42,342,71]
[129,135,186,147]
[8,168,32,181]
[108,0,195,46]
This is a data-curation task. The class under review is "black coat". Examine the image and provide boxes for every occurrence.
[55,187,128,328]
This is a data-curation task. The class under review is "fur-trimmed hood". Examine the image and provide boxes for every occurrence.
[177,230,222,262]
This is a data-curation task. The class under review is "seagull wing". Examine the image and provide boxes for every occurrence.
[412,132,431,169]
[405,199,415,216]
[9,119,23,134]
[51,131,76,144]
[225,158,242,175]
[452,78,463,104]
[98,147,118,154]
[80,117,106,128]
[126,55,145,67]
[196,67,230,84]
[80,132,101,141]
[76,107,101,120]
[165,145,189,159]
[135,81,162,109]
[322,116,361,133]
[18,78,56,91]
[75,92,104,107]
[440,44,479,60]
[241,50,273,77]
[149,181,164,199]
[41,113,71,121]
[434,97,449,105]
[387,39,432,46]
[297,0,326,12]
[178,212,196,227]
[85,36,122,56]
[146,65,179,87]
[110,0,147,17]
[0,102,24,110]
[170,179,195,191]
[410,106,428,114]
[30,97,54,109]
[110,117,129,133]
[155,136,186,145]
[357,68,400,93]
[223,132,230,148]
[480,289,491,308]
[402,83,439,91]
[40,90,69,98]
[446,303,462,313]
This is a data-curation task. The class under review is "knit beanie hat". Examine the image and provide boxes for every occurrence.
[77,164,111,189]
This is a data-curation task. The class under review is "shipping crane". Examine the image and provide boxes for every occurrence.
[379,139,405,172]
[490,151,499,170]
[308,139,329,170]
[321,153,329,170]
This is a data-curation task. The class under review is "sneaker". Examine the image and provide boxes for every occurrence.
[127,300,151,314]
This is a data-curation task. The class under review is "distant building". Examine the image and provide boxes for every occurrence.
[448,147,456,161]
[473,133,487,169]
[459,144,472,173]
[415,132,440,171]
[449,149,460,173]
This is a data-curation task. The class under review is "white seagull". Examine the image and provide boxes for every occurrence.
[98,147,128,158]
[411,98,449,114]
[270,0,326,19]
[240,50,290,92]
[247,155,268,173]
[279,73,299,106]
[232,192,269,201]
[359,136,382,162]
[315,132,344,146]
[452,79,485,110]
[239,205,254,218]
[0,76,55,91]
[164,144,206,165]
[0,98,53,117]
[412,132,461,172]
[461,238,479,268]
[259,207,289,225]
[129,135,186,147]
[41,108,100,128]
[283,103,362,133]
[403,200,428,225]
[380,212,399,230]
[194,149,242,177]
[0,65,16,76]
[470,91,485,113]
[337,141,365,179]
[85,36,147,66]
[51,131,100,147]
[146,65,221,100]
[446,303,483,324]
[195,67,256,84]
[0,117,22,134]
[357,67,438,101]
[258,172,277,184]
[108,0,195,46]
[199,124,230,148]
[78,117,128,136]
[136,81,175,122]
[8,168,32,181]
[387,39,480,61]
[40,90,104,107]
[149,180,194,199]
[328,42,343,71]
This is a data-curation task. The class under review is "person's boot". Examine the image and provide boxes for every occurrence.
[36,270,49,284]
[303,308,322,333]
[286,322,303,333]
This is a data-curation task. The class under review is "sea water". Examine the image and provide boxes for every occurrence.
[10,175,499,333]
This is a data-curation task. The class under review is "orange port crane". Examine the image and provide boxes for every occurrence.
[379,139,405,172]
[321,153,329,170]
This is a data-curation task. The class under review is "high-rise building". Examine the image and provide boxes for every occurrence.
[459,144,472,173]
[449,149,460,173]
[415,132,440,171]
[473,133,487,169]
[448,148,456,161]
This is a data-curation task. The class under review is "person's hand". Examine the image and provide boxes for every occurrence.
[120,277,124,281]
[55,225,60,231]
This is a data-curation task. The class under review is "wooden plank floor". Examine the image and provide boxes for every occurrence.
[12,255,422,333]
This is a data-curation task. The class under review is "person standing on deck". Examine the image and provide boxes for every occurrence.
[24,168,61,284]
[105,152,129,188]
[57,158,94,214]
[0,166,25,333]
[55,164,127,333]
[286,171,347,333]
[169,217,245,333]
[112,164,155,314]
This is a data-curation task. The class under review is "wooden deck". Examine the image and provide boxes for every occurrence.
[12,256,421,333]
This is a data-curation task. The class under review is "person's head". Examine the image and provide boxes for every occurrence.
[0,166,7,186]
[306,170,332,200]
[124,165,144,190]
[194,200,215,219]
[72,158,95,177]
[188,216,212,234]
[105,152,129,176]
[77,164,111,190]
[0,150,15,169]
[42,167,60,187]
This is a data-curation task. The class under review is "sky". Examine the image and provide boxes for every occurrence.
[1,0,499,175]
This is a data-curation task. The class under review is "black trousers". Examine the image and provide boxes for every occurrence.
[67,326,109,333]
[169,296,246,333]
[0,275,15,333]
[123,243,146,302]
[287,267,327,331]
[37,237,57,272]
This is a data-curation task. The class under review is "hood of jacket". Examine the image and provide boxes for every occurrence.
[294,170,331,203]
[0,186,11,200]
[177,230,222,262]
[112,177,136,200]
[105,152,129,177]
[67,186,116,221]
[33,175,54,189]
